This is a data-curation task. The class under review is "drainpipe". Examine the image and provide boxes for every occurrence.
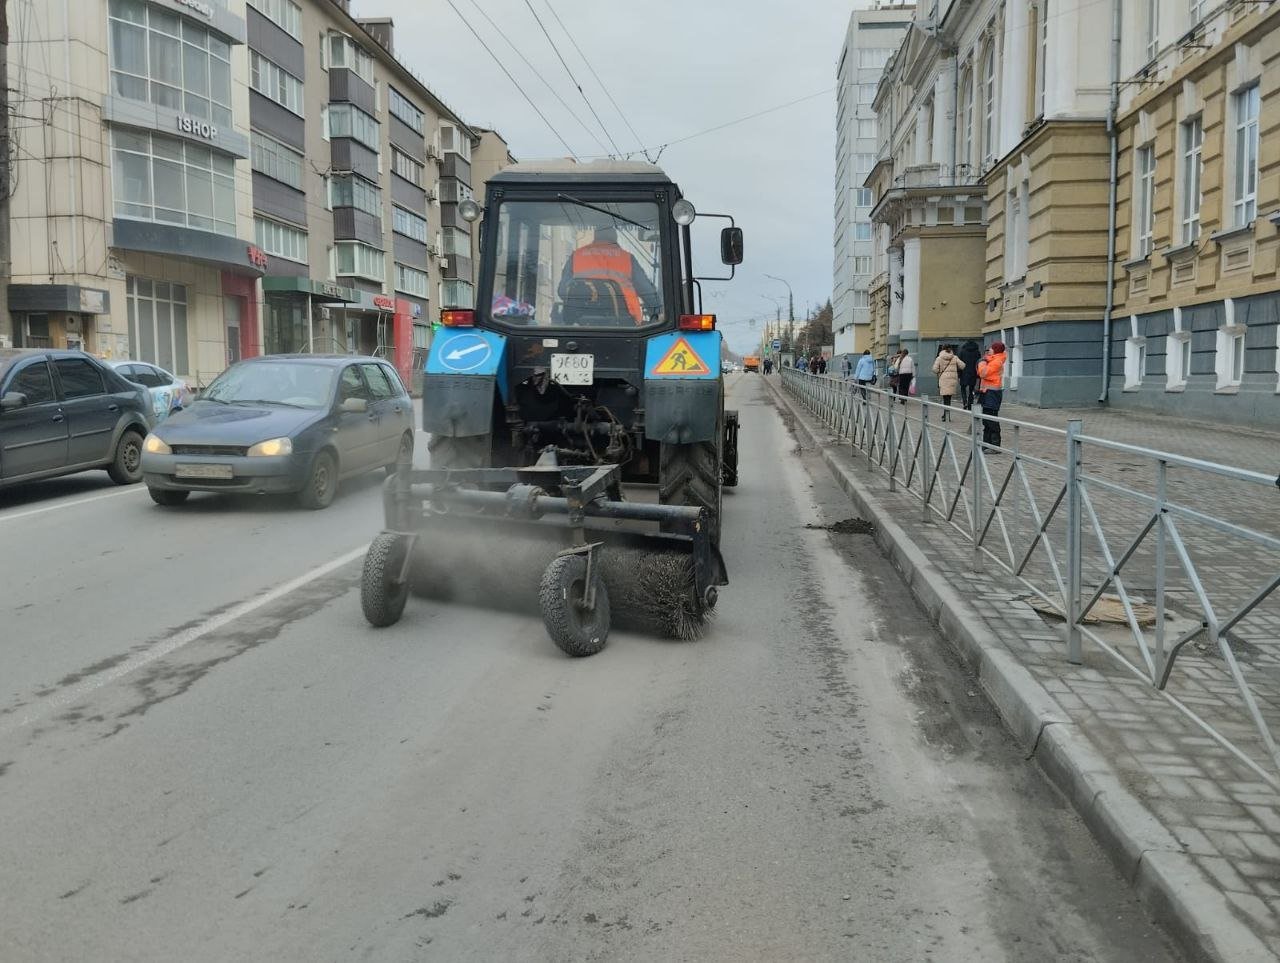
[1100,0,1122,403]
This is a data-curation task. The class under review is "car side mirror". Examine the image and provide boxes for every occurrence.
[340,397,368,414]
[720,227,744,266]
[1,391,28,411]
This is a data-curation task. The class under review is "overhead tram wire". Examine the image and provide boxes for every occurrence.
[444,0,579,160]
[466,0,610,157]
[543,0,651,162]
[521,0,625,159]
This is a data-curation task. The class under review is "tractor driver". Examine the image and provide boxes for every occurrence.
[557,224,659,325]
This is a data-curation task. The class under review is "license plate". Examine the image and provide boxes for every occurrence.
[550,352,594,386]
[174,463,234,480]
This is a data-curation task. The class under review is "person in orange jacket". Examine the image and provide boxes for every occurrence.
[976,341,1007,451]
[558,225,659,325]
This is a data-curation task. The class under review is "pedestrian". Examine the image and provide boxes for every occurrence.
[887,350,901,394]
[931,343,964,420]
[895,348,915,403]
[818,356,827,375]
[797,355,807,372]
[840,355,851,380]
[854,349,876,398]
[764,357,774,374]
[976,341,1007,451]
[958,339,981,409]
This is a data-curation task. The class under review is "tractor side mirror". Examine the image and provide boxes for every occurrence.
[1,391,27,411]
[720,227,744,266]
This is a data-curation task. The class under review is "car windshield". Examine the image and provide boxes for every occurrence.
[490,199,665,328]
[203,361,335,409]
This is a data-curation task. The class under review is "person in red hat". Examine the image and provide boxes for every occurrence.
[977,341,1007,451]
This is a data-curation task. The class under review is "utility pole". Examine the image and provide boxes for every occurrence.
[0,3,11,346]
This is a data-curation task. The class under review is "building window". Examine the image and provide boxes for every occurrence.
[852,290,870,309]
[1125,336,1147,388]
[250,50,302,115]
[251,131,303,190]
[854,222,873,241]
[393,205,429,243]
[439,179,475,204]
[858,48,891,70]
[982,43,996,160]
[327,33,375,87]
[853,188,873,207]
[1189,0,1206,24]
[1180,117,1203,245]
[108,0,233,128]
[857,118,876,139]
[1168,331,1192,388]
[246,0,301,39]
[1144,0,1160,62]
[1215,327,1246,388]
[1232,84,1260,227]
[1034,1,1048,118]
[442,279,474,309]
[328,174,380,216]
[1136,145,1156,257]
[854,153,875,173]
[439,123,472,162]
[853,255,872,274]
[392,147,424,187]
[334,241,385,281]
[254,216,308,262]
[1004,189,1021,277]
[441,226,468,256]
[126,276,189,375]
[958,67,973,168]
[325,103,381,153]
[394,263,430,298]
[112,129,236,235]
[858,84,877,104]
[389,87,425,134]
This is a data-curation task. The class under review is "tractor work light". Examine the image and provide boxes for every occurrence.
[672,199,697,225]
[458,198,481,222]
[440,309,475,327]
[678,314,716,331]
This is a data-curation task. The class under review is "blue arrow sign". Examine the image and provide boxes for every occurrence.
[435,332,493,373]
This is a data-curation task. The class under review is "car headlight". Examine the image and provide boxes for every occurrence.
[143,434,171,455]
[247,437,293,457]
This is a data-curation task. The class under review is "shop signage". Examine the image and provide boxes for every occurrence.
[373,295,395,311]
[177,116,218,139]
[174,0,214,17]
[247,245,268,269]
[318,282,346,298]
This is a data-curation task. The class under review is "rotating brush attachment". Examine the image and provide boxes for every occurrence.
[598,547,711,641]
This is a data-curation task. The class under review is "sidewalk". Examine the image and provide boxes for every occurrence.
[765,375,1280,962]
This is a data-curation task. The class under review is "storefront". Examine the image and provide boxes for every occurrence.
[261,277,360,355]
[6,285,113,353]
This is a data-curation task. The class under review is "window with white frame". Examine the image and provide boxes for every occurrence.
[1216,327,1246,388]
[250,50,302,115]
[1004,188,1021,278]
[1136,145,1156,257]
[855,153,874,173]
[441,226,468,256]
[852,290,871,309]
[442,279,474,309]
[853,255,872,274]
[392,147,425,187]
[247,0,300,39]
[112,129,236,235]
[1034,0,1048,118]
[854,188,873,207]
[1145,0,1160,62]
[857,118,876,139]
[1167,328,1192,388]
[254,216,308,262]
[982,43,996,160]
[394,263,430,298]
[334,241,385,281]
[389,87,425,134]
[439,123,472,162]
[1189,0,1207,25]
[328,174,380,216]
[126,276,189,375]
[1232,84,1260,227]
[327,33,375,86]
[1124,325,1147,388]
[958,67,973,167]
[393,205,429,243]
[858,84,877,104]
[854,222,873,241]
[251,131,303,190]
[109,0,233,128]
[325,103,381,154]
[1180,117,1203,244]
[858,48,892,69]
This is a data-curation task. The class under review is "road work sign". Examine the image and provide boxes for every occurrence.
[650,337,711,376]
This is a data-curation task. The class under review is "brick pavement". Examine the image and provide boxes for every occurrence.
[775,374,1280,960]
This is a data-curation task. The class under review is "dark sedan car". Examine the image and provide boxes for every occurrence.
[142,355,414,509]
[0,349,154,490]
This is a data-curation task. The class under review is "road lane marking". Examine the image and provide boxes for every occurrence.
[1,543,370,736]
[0,485,146,524]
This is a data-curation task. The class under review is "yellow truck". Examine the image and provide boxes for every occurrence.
[743,355,761,372]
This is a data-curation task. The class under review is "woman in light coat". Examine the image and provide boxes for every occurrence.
[931,344,965,420]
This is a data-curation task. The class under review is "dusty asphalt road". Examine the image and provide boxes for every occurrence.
[0,374,1179,961]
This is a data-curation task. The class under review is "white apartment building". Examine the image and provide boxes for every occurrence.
[833,1,914,355]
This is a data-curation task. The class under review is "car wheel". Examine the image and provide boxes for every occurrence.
[385,432,414,476]
[149,488,190,506]
[297,450,338,510]
[107,429,145,485]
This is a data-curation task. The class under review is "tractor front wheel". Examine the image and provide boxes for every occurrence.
[539,553,610,658]
[361,531,411,627]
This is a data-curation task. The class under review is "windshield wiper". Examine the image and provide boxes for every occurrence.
[229,398,310,409]
[556,194,650,231]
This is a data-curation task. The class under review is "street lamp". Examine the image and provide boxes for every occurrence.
[764,273,794,324]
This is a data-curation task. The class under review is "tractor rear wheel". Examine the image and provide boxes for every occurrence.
[659,435,723,546]
[426,433,491,469]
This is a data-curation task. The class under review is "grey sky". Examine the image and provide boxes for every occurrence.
[356,0,857,354]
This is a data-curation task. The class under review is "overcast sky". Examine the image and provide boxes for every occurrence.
[357,0,858,354]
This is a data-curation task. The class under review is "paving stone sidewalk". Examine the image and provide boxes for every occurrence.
[771,376,1280,961]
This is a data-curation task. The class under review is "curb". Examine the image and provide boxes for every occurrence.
[764,375,1273,963]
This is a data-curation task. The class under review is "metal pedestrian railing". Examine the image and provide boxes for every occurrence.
[781,368,1280,786]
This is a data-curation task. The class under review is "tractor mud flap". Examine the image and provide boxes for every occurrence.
[643,379,719,444]
[421,374,494,436]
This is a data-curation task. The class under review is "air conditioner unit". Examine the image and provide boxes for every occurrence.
[425,189,438,202]
[437,257,449,269]
[426,145,441,161]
